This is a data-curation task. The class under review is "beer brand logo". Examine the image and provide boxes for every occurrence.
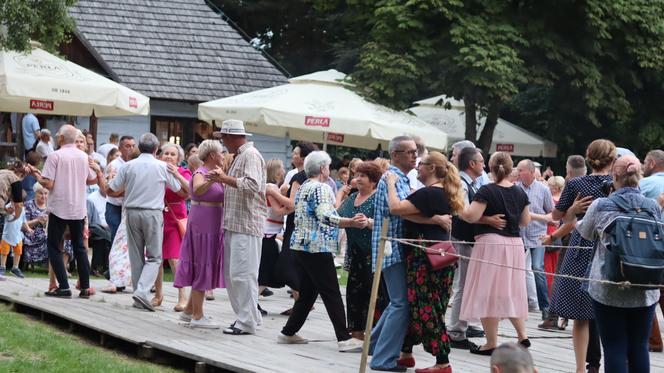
[129,97,138,108]
[30,99,54,111]
[327,133,344,143]
[496,144,514,152]
[304,116,330,127]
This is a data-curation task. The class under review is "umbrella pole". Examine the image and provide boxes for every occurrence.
[322,131,328,152]
[89,113,98,144]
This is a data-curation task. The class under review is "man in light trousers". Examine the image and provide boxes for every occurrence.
[104,133,188,310]
[209,119,267,335]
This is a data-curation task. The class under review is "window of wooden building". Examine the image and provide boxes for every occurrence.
[151,116,215,146]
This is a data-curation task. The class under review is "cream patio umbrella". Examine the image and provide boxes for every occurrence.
[409,95,557,157]
[0,45,149,116]
[198,70,446,151]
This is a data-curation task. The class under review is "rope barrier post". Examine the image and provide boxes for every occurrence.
[359,218,390,373]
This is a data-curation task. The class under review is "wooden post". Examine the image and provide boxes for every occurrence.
[359,218,390,373]
[89,113,98,144]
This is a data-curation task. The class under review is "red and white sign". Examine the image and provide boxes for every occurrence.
[129,97,138,108]
[304,116,330,127]
[30,99,54,111]
[496,143,514,152]
[327,133,344,143]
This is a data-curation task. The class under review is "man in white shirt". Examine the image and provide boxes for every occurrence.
[97,133,119,160]
[35,129,55,159]
[407,136,427,190]
[103,135,135,243]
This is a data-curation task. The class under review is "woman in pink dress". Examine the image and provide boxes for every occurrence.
[174,139,225,329]
[153,143,192,311]
[458,152,532,355]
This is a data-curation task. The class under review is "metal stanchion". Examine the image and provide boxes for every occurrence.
[359,218,390,373]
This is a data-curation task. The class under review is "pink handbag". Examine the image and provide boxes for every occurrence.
[424,241,459,270]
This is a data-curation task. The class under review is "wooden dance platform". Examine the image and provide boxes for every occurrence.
[1,277,664,372]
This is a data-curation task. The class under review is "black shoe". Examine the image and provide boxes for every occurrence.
[222,325,250,335]
[370,366,407,372]
[261,288,274,297]
[466,326,485,338]
[116,286,126,292]
[257,303,267,316]
[470,345,495,356]
[519,339,531,348]
[79,289,92,299]
[450,338,479,350]
[44,288,72,298]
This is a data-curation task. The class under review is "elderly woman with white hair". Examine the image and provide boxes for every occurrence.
[152,143,191,311]
[278,151,366,353]
[174,139,227,328]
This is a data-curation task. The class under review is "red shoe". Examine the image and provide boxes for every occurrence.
[415,365,452,373]
[396,357,415,368]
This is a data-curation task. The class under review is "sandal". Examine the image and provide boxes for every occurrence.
[150,296,163,307]
[174,304,186,312]
[101,286,118,294]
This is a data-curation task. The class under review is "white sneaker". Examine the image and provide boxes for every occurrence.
[277,332,308,344]
[179,312,192,322]
[338,337,364,353]
[189,315,220,329]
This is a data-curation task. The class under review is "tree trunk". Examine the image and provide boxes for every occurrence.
[464,95,478,142]
[476,101,502,156]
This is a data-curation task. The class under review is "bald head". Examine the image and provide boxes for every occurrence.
[58,124,78,145]
[491,343,537,373]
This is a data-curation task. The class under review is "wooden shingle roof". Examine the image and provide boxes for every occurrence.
[69,0,287,102]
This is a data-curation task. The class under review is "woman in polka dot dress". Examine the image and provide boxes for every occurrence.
[549,139,616,373]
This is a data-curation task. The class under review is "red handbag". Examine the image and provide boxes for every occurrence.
[424,241,459,270]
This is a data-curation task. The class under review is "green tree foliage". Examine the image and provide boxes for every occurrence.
[0,0,77,52]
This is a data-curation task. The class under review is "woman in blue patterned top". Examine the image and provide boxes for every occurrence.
[279,151,367,353]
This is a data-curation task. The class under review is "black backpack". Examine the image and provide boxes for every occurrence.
[452,178,476,242]
[602,194,664,289]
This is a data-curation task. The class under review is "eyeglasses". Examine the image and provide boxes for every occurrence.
[471,158,484,164]
[395,149,418,156]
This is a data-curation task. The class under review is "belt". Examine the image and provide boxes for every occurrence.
[191,201,224,207]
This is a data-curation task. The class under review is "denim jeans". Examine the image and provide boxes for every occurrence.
[369,262,409,369]
[592,299,656,373]
[105,202,122,244]
[529,246,549,311]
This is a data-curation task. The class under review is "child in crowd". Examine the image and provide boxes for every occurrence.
[0,201,31,278]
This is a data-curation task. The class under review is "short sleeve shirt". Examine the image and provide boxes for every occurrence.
[21,113,40,150]
[404,187,451,241]
[109,153,181,210]
[473,183,530,237]
[41,144,97,220]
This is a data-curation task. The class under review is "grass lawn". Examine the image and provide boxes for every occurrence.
[0,304,182,373]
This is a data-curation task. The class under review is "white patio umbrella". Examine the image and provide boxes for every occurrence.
[409,95,557,157]
[0,46,149,116]
[198,70,446,151]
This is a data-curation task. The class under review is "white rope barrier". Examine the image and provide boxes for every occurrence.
[385,236,664,290]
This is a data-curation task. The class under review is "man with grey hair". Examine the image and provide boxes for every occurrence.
[490,342,538,373]
[517,159,553,318]
[207,119,267,335]
[566,155,587,178]
[369,135,416,371]
[450,139,491,186]
[407,135,428,190]
[100,132,189,311]
[29,124,98,298]
[35,129,54,159]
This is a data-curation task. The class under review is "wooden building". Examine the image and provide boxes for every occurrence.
[58,0,290,161]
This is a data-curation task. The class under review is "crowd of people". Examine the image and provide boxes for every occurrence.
[0,116,663,373]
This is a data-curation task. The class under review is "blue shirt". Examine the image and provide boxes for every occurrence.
[3,208,26,246]
[21,113,40,150]
[371,165,411,272]
[640,172,664,200]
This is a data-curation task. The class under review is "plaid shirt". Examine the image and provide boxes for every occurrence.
[371,165,411,272]
[518,180,553,248]
[223,142,267,237]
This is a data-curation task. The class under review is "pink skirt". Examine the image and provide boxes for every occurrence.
[460,233,528,322]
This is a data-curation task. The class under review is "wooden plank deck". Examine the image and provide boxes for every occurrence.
[1,277,663,372]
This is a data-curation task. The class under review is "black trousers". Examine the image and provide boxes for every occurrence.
[281,251,350,342]
[47,214,89,290]
[587,319,602,368]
